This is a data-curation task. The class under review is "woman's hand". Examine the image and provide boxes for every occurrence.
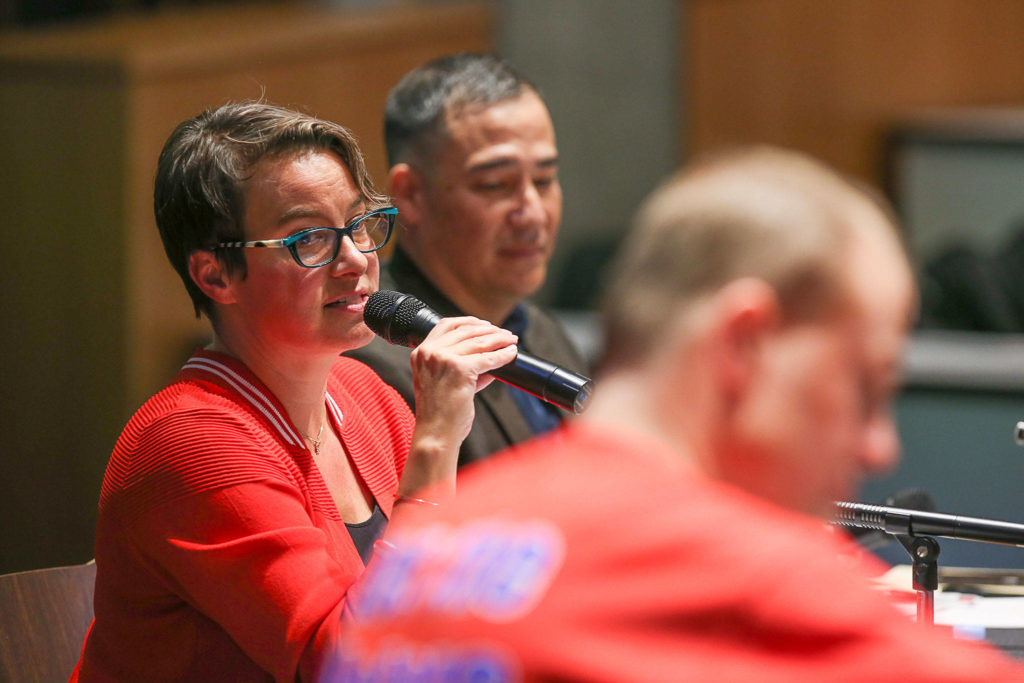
[399,317,518,499]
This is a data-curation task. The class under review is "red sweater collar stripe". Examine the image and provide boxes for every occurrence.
[183,355,305,448]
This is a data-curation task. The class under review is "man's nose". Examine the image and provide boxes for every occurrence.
[861,413,900,476]
[510,179,547,228]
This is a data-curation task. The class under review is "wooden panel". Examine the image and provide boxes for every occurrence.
[0,75,128,573]
[686,0,1024,182]
[0,1,492,573]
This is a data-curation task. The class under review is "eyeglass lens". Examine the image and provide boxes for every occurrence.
[294,213,391,267]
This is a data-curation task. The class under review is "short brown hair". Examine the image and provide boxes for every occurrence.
[600,146,905,369]
[154,100,385,318]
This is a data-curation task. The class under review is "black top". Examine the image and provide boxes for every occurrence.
[345,503,387,565]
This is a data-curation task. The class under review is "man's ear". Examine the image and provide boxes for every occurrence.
[709,278,781,399]
[188,249,237,306]
[387,163,425,228]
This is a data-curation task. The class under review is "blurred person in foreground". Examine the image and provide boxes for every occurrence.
[72,101,518,681]
[346,53,588,467]
[334,147,1024,681]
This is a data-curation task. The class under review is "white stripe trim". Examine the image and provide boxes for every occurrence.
[184,357,304,447]
[326,393,344,430]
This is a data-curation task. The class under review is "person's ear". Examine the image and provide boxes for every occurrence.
[709,277,781,399]
[188,249,237,306]
[387,163,425,228]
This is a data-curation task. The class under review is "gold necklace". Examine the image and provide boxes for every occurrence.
[302,421,325,456]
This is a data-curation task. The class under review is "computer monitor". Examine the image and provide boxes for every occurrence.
[884,110,1024,333]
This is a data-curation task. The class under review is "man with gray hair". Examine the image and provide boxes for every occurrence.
[347,52,588,468]
[334,147,1023,680]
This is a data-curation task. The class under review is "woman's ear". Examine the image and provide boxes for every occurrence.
[188,250,237,306]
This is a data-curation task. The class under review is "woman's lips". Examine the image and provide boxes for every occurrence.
[325,293,368,313]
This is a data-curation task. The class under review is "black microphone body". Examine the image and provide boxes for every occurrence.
[847,489,935,550]
[835,501,1024,547]
[364,290,594,414]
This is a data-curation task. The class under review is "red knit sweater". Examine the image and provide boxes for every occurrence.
[74,350,413,682]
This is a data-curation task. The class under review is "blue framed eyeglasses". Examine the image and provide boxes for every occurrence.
[214,206,397,268]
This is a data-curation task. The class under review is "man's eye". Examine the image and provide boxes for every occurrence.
[475,179,514,193]
[860,374,895,421]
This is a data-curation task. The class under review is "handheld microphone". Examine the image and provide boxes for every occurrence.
[363,290,593,414]
[834,501,1024,547]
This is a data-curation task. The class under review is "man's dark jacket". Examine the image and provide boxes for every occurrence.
[346,248,590,468]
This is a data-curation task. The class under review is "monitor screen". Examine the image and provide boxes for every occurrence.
[885,110,1024,333]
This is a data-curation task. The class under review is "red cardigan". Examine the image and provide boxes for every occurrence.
[75,350,413,682]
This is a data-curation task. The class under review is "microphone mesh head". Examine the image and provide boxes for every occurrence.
[364,290,429,346]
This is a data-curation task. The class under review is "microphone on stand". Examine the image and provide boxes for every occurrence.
[834,500,1024,547]
[846,489,935,550]
[363,290,594,414]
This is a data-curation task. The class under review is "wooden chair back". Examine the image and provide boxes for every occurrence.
[0,561,95,682]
